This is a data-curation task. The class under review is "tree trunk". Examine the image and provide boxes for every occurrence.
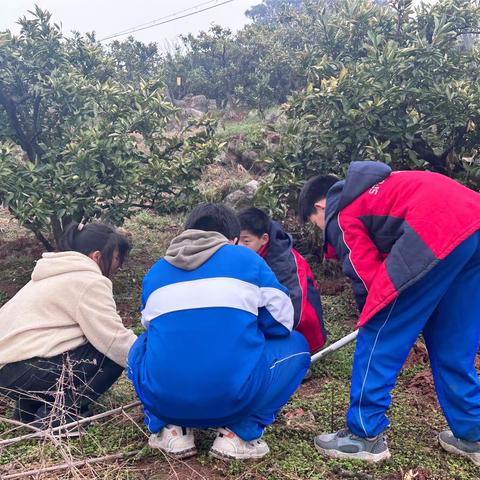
[23,221,54,251]
[50,216,63,247]
[50,215,74,247]
[33,230,54,251]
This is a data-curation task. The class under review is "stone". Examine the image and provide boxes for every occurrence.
[189,95,209,112]
[207,99,218,111]
[177,107,204,121]
[224,179,259,209]
[240,149,259,170]
[225,190,249,209]
[243,179,259,197]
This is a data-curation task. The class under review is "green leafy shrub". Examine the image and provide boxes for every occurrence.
[0,8,217,249]
[257,0,480,216]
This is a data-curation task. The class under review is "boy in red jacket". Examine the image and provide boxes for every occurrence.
[299,161,480,465]
[238,207,326,354]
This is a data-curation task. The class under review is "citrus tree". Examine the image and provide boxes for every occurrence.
[257,0,480,215]
[0,8,217,249]
[108,36,161,84]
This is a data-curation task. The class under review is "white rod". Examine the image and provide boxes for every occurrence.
[311,330,359,364]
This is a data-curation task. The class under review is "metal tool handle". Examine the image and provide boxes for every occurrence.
[311,330,359,364]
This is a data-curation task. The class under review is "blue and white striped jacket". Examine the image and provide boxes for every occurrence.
[128,241,294,427]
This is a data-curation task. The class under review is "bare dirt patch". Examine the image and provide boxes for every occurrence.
[117,302,140,327]
[110,455,231,480]
[297,376,329,399]
[0,237,43,261]
[320,278,349,295]
[0,282,21,300]
[282,407,317,432]
[0,208,16,229]
[404,342,429,369]
[405,370,439,408]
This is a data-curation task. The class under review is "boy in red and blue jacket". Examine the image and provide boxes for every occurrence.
[238,207,326,353]
[299,161,480,465]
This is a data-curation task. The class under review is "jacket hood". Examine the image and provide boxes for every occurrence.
[31,251,102,281]
[325,161,392,226]
[324,161,392,252]
[265,220,293,258]
[164,229,229,271]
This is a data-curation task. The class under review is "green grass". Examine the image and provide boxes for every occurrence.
[0,210,479,479]
[216,110,270,140]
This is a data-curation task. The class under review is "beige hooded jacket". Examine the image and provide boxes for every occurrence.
[0,251,137,368]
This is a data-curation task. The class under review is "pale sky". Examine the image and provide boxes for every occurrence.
[0,0,260,49]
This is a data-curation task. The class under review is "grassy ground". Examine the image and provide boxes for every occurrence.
[0,208,479,479]
[216,109,274,140]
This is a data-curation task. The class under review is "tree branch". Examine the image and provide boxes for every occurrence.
[21,220,54,251]
[411,134,448,174]
[50,216,64,246]
[1,450,142,479]
[31,94,44,161]
[0,86,35,162]
[0,401,141,448]
[409,125,468,174]
[438,125,467,163]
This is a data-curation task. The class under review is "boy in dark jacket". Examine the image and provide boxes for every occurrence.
[238,207,326,353]
[128,204,310,460]
[299,161,480,465]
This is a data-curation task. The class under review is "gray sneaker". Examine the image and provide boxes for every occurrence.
[438,430,480,466]
[314,428,391,463]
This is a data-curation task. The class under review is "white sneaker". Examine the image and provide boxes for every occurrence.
[209,427,270,460]
[148,425,196,458]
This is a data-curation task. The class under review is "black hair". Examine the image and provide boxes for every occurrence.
[298,174,339,223]
[238,207,271,237]
[185,203,240,240]
[58,222,131,277]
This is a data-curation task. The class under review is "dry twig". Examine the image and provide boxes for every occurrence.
[0,450,142,479]
[0,401,141,448]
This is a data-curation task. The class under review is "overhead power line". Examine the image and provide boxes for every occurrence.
[101,0,222,39]
[99,0,236,42]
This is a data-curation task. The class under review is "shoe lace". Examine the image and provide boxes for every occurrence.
[337,428,351,438]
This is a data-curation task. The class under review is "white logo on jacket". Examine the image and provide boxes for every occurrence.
[368,180,385,195]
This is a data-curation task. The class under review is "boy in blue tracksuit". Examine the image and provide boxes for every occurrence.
[299,162,480,465]
[128,203,310,460]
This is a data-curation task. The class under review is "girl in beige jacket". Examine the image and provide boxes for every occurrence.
[0,222,137,434]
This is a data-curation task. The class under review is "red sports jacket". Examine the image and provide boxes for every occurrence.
[260,221,326,353]
[324,161,480,327]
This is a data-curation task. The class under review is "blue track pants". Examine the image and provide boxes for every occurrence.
[145,331,310,441]
[347,231,480,441]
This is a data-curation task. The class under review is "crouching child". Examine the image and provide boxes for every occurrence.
[0,222,136,435]
[238,207,326,353]
[128,204,310,460]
